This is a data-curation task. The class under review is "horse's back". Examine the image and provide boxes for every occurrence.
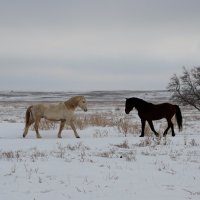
[31,104,46,115]
[44,102,65,112]
[141,102,175,120]
[43,103,69,120]
[153,103,176,118]
[156,102,174,108]
[31,102,69,120]
[157,103,175,110]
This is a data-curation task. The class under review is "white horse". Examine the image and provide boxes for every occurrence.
[23,96,88,138]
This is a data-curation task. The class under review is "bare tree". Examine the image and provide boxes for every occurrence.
[168,67,200,111]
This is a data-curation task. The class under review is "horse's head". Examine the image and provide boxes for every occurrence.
[78,96,88,112]
[125,98,134,114]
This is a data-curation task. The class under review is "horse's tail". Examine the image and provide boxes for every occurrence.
[25,106,33,127]
[175,105,182,131]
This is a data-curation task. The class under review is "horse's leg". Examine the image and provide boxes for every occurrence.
[23,118,34,138]
[171,122,175,137]
[163,118,175,137]
[34,117,42,138]
[148,120,159,137]
[57,120,66,138]
[70,119,80,138]
[169,118,175,137]
[163,119,170,137]
[140,119,146,137]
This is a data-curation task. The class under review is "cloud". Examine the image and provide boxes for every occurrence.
[0,0,200,91]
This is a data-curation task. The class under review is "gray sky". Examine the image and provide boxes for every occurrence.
[0,0,200,91]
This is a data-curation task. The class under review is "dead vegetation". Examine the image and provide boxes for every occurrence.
[29,111,176,137]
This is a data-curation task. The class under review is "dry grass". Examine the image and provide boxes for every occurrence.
[116,118,140,136]
[29,112,170,137]
[74,113,115,129]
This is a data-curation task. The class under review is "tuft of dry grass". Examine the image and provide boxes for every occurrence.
[114,140,130,149]
[116,119,131,136]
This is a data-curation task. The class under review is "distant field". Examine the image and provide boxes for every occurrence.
[0,90,200,200]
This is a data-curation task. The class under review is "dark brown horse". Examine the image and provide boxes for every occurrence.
[125,97,182,137]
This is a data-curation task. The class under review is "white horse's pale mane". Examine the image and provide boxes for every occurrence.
[64,96,83,110]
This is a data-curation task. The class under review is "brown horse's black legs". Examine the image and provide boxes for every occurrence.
[148,120,159,137]
[140,119,159,137]
[139,119,146,137]
[163,119,175,137]
[171,123,175,137]
[163,127,169,137]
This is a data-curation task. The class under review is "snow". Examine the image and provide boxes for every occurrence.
[0,91,200,200]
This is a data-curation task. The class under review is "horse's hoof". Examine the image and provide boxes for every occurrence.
[76,136,80,138]
[58,135,62,138]
[139,134,144,137]
[172,134,175,137]
[23,134,25,138]
[37,136,42,139]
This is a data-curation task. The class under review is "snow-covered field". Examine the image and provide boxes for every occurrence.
[0,91,200,200]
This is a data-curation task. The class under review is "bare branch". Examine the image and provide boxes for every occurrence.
[167,66,200,111]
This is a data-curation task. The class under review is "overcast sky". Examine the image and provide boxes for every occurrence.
[0,0,200,91]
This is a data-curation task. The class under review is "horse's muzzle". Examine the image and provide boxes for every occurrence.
[84,108,88,112]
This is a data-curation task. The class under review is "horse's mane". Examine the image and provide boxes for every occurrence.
[132,97,148,103]
[64,96,82,110]
[131,97,154,106]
